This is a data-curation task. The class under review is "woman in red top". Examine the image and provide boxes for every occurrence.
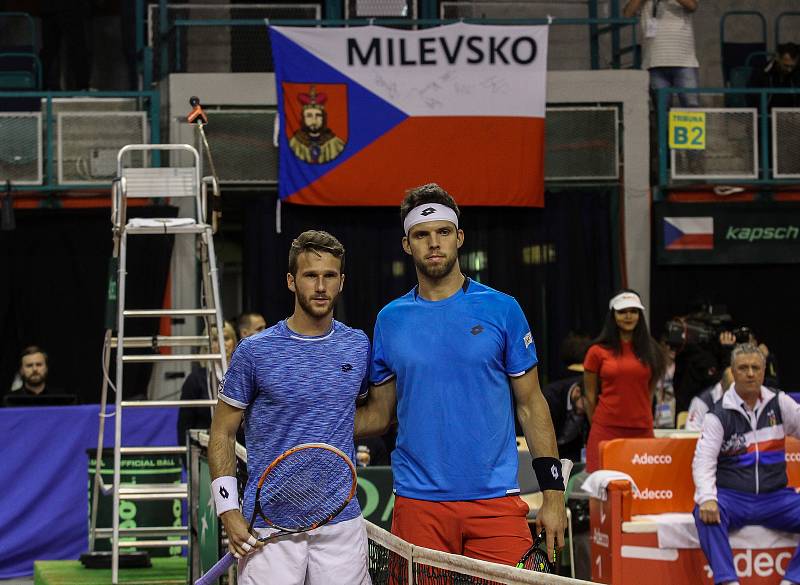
[583,290,665,472]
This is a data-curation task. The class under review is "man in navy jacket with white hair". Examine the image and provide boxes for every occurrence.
[693,343,800,585]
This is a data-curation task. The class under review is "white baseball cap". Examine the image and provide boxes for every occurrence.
[609,291,645,312]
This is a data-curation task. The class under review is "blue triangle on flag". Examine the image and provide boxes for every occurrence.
[269,28,409,198]
[663,218,683,248]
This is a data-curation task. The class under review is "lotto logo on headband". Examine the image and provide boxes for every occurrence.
[403,203,459,235]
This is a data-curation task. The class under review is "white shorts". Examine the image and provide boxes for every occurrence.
[237,515,372,585]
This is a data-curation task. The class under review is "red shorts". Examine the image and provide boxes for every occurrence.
[586,422,654,472]
[391,494,532,566]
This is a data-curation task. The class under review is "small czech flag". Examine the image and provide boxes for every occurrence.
[664,217,714,250]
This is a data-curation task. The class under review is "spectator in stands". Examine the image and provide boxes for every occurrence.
[750,43,800,109]
[693,343,800,585]
[176,321,237,443]
[542,332,592,463]
[583,290,665,472]
[15,346,61,396]
[623,0,700,107]
[236,312,266,340]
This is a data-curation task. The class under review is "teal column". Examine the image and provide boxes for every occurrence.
[325,0,343,19]
[420,0,438,20]
[589,0,600,70]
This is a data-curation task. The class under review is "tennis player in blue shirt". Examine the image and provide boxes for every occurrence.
[355,183,567,566]
[208,230,371,585]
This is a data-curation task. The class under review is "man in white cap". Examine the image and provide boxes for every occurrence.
[355,183,567,567]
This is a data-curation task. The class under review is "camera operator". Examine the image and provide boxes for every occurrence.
[668,304,781,416]
[667,306,731,415]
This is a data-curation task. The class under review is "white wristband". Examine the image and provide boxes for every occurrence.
[211,476,240,516]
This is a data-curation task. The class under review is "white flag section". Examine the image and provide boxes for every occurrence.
[269,23,549,206]
[276,24,548,118]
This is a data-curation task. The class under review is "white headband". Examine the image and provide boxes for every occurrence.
[403,203,459,236]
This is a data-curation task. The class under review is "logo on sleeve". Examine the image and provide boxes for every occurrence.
[341,363,353,372]
[470,325,484,336]
[523,332,533,348]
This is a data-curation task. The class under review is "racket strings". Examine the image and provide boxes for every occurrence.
[258,447,353,530]
[526,548,553,572]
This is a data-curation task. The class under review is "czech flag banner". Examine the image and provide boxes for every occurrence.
[269,23,548,206]
[663,216,714,250]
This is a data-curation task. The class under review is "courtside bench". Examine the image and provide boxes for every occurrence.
[590,436,800,585]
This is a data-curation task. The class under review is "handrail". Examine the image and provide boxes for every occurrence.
[655,86,800,192]
[172,16,640,27]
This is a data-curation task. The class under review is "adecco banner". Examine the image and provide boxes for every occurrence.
[600,437,800,515]
[601,438,696,515]
[655,202,800,265]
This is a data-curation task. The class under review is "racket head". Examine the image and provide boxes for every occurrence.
[253,442,357,533]
[516,530,556,573]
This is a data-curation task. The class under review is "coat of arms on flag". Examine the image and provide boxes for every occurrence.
[284,83,348,165]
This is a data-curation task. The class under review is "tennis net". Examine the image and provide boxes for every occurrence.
[366,521,595,585]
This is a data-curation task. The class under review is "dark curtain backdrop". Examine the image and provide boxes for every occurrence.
[244,190,616,382]
[651,263,800,391]
[0,207,175,404]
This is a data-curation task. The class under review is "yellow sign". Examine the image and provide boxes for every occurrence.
[669,111,706,150]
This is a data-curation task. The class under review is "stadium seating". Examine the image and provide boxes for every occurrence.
[0,12,41,90]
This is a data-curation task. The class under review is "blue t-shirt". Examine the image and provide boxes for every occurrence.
[370,278,538,501]
[219,319,369,526]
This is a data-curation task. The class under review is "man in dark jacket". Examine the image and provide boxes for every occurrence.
[542,332,591,463]
[750,43,800,109]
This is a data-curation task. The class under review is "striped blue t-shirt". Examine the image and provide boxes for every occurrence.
[218,319,369,526]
